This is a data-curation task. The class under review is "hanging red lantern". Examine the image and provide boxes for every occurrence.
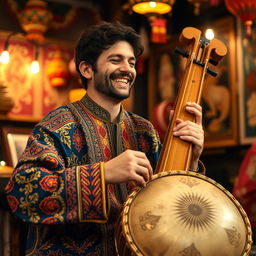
[150,17,167,43]
[46,48,70,87]
[225,0,256,39]
[18,0,53,43]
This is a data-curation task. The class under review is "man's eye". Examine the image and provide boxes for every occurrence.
[129,62,135,68]
[111,59,119,63]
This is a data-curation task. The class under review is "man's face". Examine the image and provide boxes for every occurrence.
[93,41,136,100]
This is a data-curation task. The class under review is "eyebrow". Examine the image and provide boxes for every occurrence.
[107,54,136,61]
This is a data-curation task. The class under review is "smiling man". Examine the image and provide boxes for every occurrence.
[5,22,204,255]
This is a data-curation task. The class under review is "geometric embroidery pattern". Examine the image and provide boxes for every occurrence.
[80,164,102,220]
[95,120,111,161]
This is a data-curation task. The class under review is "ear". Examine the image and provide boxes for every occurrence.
[79,61,93,79]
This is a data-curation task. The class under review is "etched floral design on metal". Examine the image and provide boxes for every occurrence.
[179,243,201,256]
[174,193,215,231]
[139,211,161,231]
[179,177,200,188]
[225,226,241,248]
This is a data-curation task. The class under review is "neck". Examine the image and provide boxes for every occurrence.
[86,88,122,123]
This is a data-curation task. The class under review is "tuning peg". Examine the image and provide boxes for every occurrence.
[207,67,218,77]
[175,47,189,58]
[209,59,218,66]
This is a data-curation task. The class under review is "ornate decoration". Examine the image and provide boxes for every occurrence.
[139,211,161,231]
[179,243,201,256]
[179,177,201,188]
[6,0,78,43]
[174,193,215,231]
[225,226,241,248]
[18,0,53,43]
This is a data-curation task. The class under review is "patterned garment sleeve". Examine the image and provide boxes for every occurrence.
[5,125,108,225]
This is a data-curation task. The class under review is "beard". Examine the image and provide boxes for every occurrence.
[94,70,135,100]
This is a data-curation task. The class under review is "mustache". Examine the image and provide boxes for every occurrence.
[110,71,134,82]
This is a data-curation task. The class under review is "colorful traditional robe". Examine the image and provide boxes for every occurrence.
[5,94,162,255]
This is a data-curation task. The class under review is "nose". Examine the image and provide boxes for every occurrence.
[119,60,134,72]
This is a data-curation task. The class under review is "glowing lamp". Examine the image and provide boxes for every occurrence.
[46,49,70,87]
[130,0,173,15]
[0,50,10,64]
[0,32,18,64]
[225,0,256,39]
[205,29,214,40]
[30,60,40,74]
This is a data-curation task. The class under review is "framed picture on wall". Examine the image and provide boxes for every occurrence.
[201,16,238,148]
[148,16,238,148]
[237,20,256,144]
[1,127,32,167]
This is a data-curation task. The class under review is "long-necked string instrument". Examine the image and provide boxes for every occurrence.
[115,27,252,256]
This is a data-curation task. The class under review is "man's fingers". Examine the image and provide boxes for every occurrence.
[104,149,153,186]
[185,102,202,125]
[174,119,203,130]
[136,158,153,177]
[175,128,202,139]
[133,150,149,160]
[134,174,146,187]
[137,165,153,182]
[132,151,153,179]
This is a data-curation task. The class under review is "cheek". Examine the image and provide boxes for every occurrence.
[131,70,137,81]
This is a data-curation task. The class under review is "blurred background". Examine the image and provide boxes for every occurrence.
[0,0,256,255]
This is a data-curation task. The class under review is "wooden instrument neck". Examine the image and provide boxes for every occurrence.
[155,27,227,174]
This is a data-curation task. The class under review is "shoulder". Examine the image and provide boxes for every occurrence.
[37,103,80,132]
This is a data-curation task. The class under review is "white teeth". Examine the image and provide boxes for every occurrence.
[114,78,128,84]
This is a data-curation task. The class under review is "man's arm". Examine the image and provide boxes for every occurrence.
[5,125,108,224]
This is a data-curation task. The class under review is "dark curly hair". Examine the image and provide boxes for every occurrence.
[75,22,143,89]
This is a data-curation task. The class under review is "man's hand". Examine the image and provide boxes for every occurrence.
[104,149,153,187]
[170,102,204,170]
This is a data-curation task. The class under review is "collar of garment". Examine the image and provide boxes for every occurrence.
[80,94,125,123]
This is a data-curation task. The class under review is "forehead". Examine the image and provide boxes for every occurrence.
[100,41,135,59]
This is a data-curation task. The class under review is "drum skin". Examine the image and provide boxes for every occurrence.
[115,171,252,256]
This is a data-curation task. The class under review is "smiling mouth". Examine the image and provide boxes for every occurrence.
[112,77,130,87]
